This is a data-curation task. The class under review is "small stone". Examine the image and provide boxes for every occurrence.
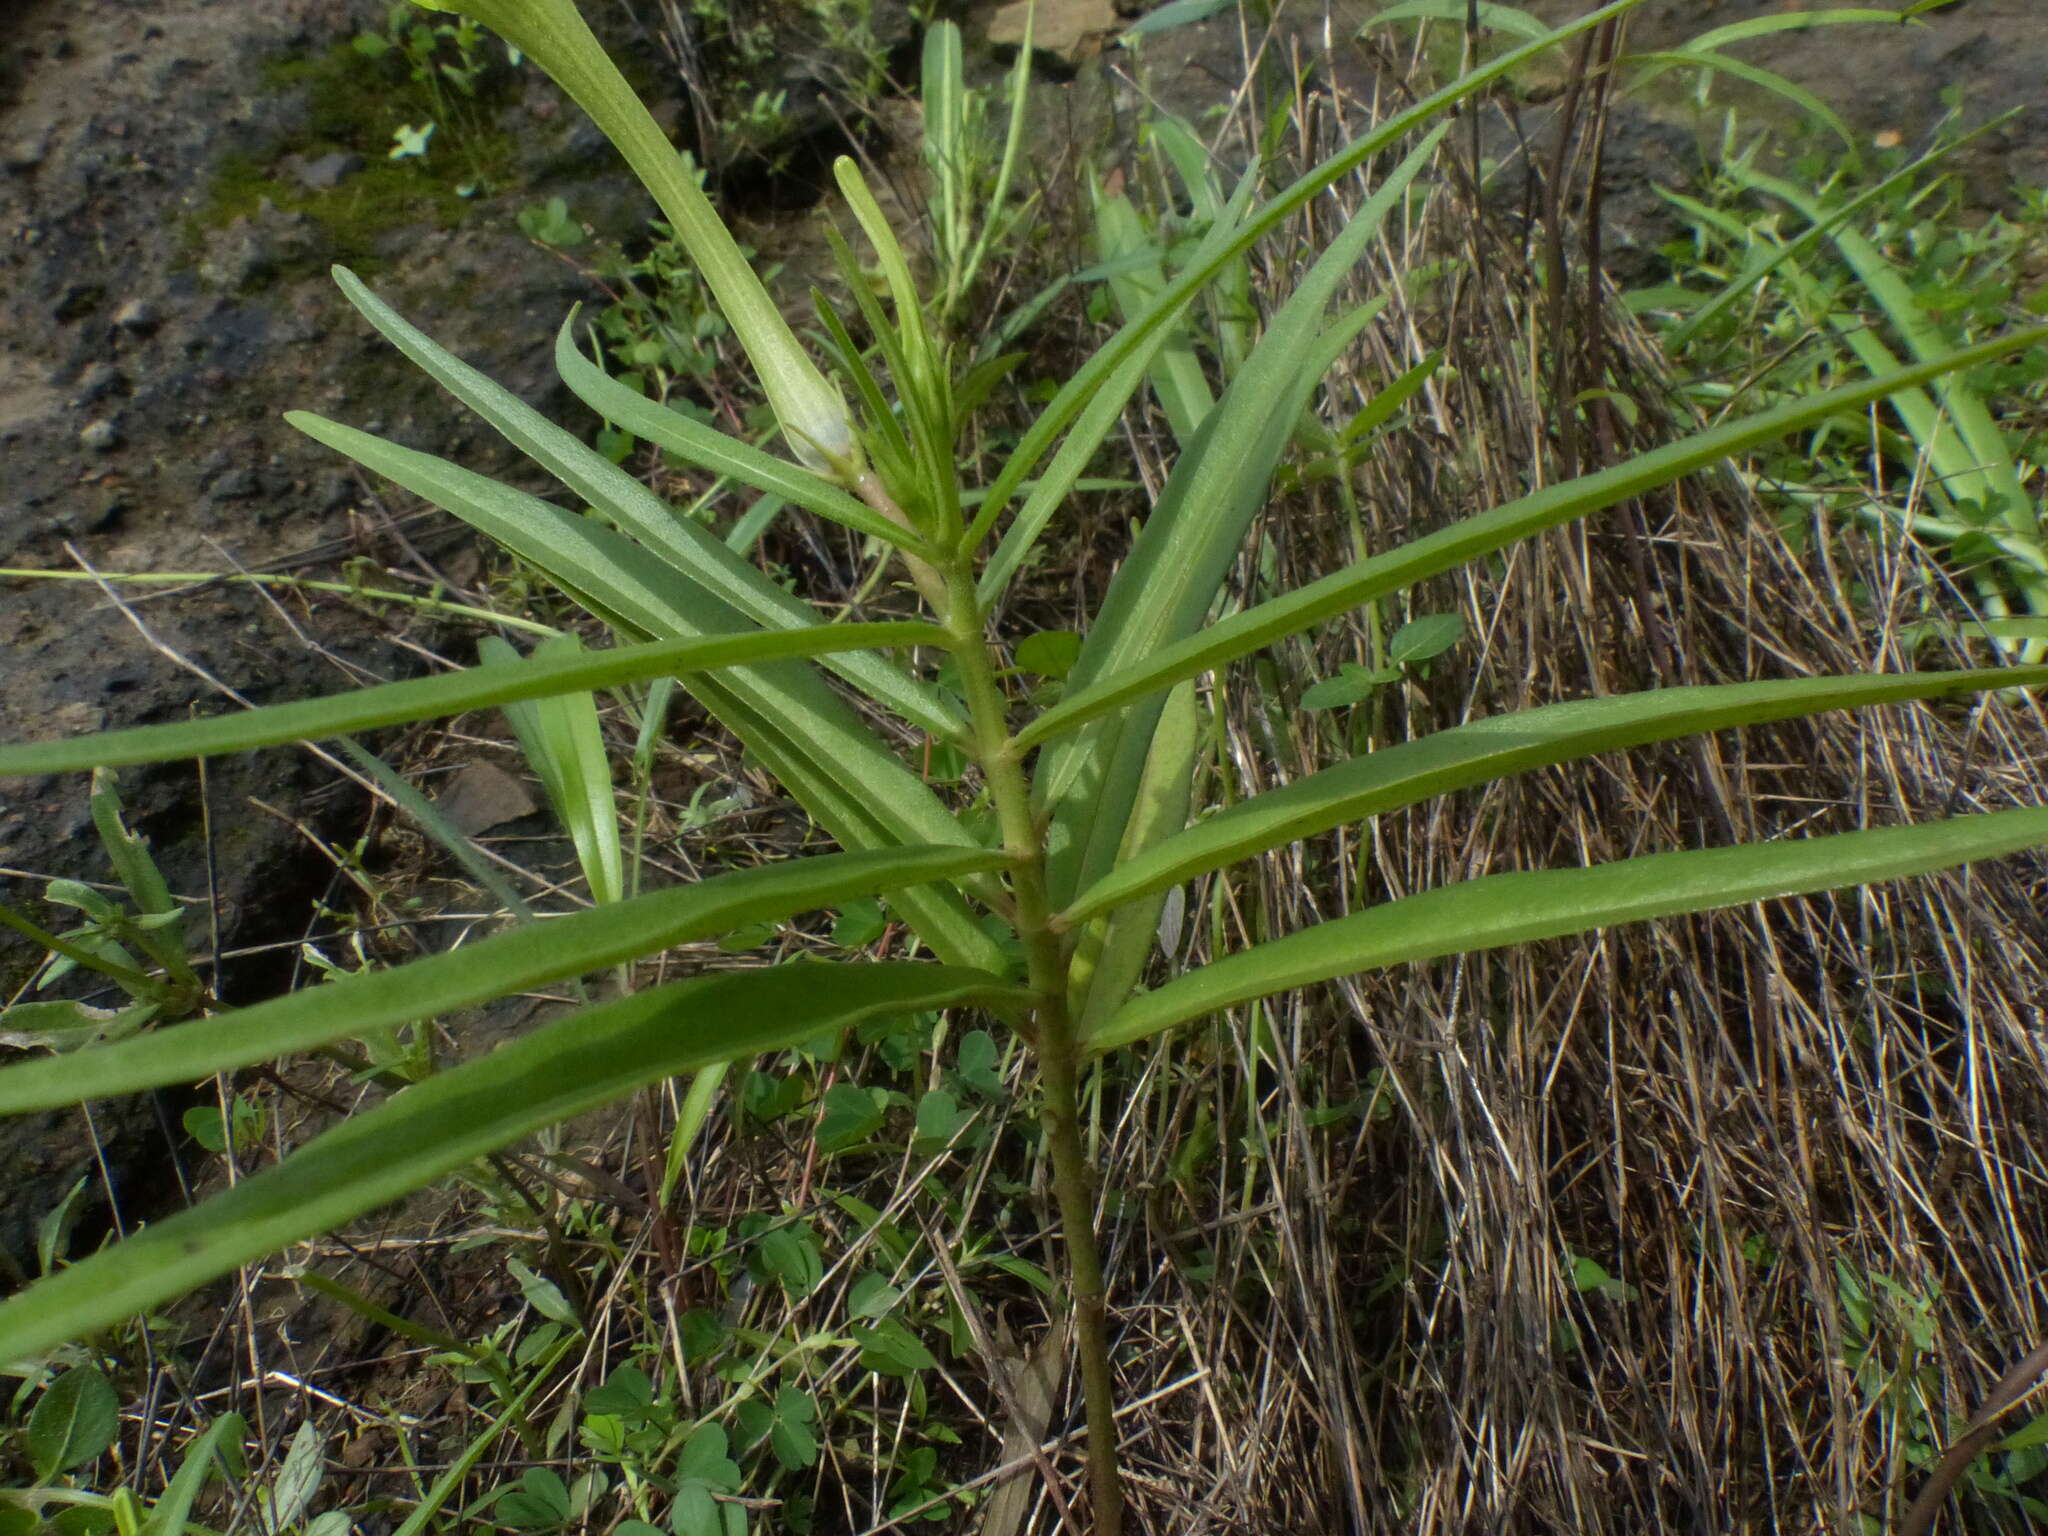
[435,762,539,836]
[2,137,47,173]
[76,362,126,404]
[112,298,158,332]
[206,467,259,501]
[287,150,364,191]
[78,418,120,452]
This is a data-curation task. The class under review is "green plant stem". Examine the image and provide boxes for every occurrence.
[936,560,1124,1536]
[0,900,166,999]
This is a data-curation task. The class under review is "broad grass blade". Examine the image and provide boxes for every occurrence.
[1017,322,2048,751]
[286,413,1005,968]
[1090,807,2048,1053]
[328,267,957,736]
[1064,664,2048,923]
[1037,129,1445,906]
[0,962,1031,1362]
[0,846,1009,1116]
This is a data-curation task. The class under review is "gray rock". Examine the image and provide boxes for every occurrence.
[435,761,540,836]
[111,297,158,332]
[78,417,120,452]
[75,361,126,404]
[206,467,259,501]
[285,150,365,191]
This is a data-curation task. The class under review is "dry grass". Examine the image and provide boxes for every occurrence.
[1068,32,2048,1536]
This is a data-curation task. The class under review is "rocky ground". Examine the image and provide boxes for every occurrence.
[0,0,652,1267]
[1,0,2042,1269]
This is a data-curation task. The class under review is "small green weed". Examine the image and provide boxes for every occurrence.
[352,1,517,171]
[1637,108,2048,655]
[1834,1259,2048,1531]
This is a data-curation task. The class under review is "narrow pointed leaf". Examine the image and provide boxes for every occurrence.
[1661,115,2014,351]
[1091,808,2048,1053]
[1037,130,1443,906]
[0,962,1030,1361]
[1016,322,2048,752]
[1682,9,1910,52]
[677,673,1010,972]
[1732,166,2032,536]
[1069,680,1200,1033]
[1361,1,1550,41]
[484,635,623,905]
[0,624,938,779]
[1624,51,1857,153]
[0,846,1009,1115]
[966,0,1647,549]
[1065,664,2048,923]
[1091,182,1214,445]
[553,320,916,549]
[285,412,1005,968]
[331,267,957,737]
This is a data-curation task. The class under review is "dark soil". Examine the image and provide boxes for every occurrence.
[0,0,646,1272]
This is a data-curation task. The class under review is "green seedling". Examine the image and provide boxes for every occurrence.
[1642,113,2048,661]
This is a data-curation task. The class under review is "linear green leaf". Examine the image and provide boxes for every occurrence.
[1065,664,2048,923]
[1360,0,1551,42]
[1734,166,2034,539]
[1068,680,1200,1034]
[1037,129,1446,908]
[1090,807,2048,1053]
[330,267,958,737]
[552,319,915,549]
[0,962,1030,1362]
[964,0,1647,551]
[1623,51,1856,153]
[286,411,1006,969]
[0,624,940,779]
[1676,9,1911,56]
[1090,182,1214,445]
[485,635,624,905]
[1017,321,2048,752]
[0,846,1009,1115]
[671,674,1012,972]
[1900,617,2048,646]
[1662,115,2010,351]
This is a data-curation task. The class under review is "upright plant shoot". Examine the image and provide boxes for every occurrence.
[2,2,2046,1530]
